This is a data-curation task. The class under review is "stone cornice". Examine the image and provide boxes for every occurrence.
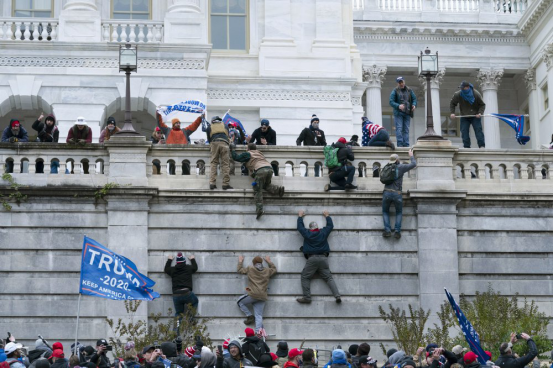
[518,0,553,37]
[0,56,205,69]
[354,22,526,43]
[419,68,446,90]
[207,90,351,102]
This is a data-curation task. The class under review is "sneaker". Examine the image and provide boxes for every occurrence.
[385,140,396,150]
[335,297,342,304]
[256,210,265,220]
[209,184,217,190]
[382,231,392,238]
[324,184,330,192]
[394,232,401,239]
[222,185,233,190]
[243,315,255,325]
[279,186,285,198]
[345,184,357,190]
[296,297,312,304]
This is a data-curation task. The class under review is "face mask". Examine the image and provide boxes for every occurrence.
[108,126,115,131]
[312,123,319,129]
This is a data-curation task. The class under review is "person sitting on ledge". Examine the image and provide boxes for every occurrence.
[324,137,357,192]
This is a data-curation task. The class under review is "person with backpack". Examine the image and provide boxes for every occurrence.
[324,137,357,191]
[389,77,417,148]
[241,328,270,366]
[381,150,416,239]
[237,255,277,333]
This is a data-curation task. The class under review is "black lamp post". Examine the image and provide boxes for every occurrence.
[116,43,140,135]
[418,48,444,140]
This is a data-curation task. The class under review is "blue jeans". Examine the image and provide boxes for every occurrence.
[329,166,355,190]
[368,130,390,147]
[460,117,485,148]
[394,114,411,147]
[173,292,199,333]
[382,191,403,232]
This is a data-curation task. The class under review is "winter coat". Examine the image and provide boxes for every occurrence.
[277,357,288,367]
[328,141,354,173]
[28,345,52,365]
[51,358,69,368]
[241,336,270,365]
[216,341,253,368]
[389,87,417,117]
[283,361,300,368]
[384,156,417,193]
[66,125,92,143]
[296,125,326,146]
[156,113,202,145]
[99,126,121,143]
[164,259,198,293]
[32,114,59,142]
[2,124,29,143]
[250,127,277,145]
[449,89,486,116]
[495,339,537,368]
[297,216,333,255]
[89,352,111,368]
[123,360,141,368]
[237,260,277,301]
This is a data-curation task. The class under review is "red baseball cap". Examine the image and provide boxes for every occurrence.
[270,353,278,361]
[464,352,478,364]
[484,351,492,360]
[337,137,347,144]
[49,349,64,359]
[288,348,304,359]
[223,339,230,349]
[245,328,255,337]
[11,120,20,128]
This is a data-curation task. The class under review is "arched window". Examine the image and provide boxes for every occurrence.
[210,0,248,51]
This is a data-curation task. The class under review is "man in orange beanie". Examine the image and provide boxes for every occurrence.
[155,109,203,145]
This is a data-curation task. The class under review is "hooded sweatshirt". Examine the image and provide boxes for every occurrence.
[99,126,121,143]
[32,114,59,143]
[2,119,29,142]
[164,258,198,293]
[216,341,253,368]
[237,260,277,301]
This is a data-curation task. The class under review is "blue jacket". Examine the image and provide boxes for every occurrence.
[2,126,29,142]
[389,87,417,117]
[297,216,333,255]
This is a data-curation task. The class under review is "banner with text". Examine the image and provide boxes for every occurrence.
[157,100,206,122]
[79,236,160,301]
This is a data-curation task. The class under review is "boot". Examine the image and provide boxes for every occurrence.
[222,185,233,190]
[385,140,396,150]
[256,209,265,220]
[209,184,217,190]
[296,297,312,304]
[243,315,255,325]
[345,184,357,190]
[278,186,285,198]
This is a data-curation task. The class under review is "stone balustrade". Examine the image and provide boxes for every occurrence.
[0,18,58,41]
[436,0,479,12]
[101,20,164,43]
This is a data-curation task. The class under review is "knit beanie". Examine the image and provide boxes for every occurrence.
[10,120,20,128]
[310,114,319,124]
[171,118,180,125]
[107,117,117,126]
[358,343,371,356]
[53,342,63,351]
[252,256,263,265]
[245,328,255,337]
[35,339,44,349]
[348,345,359,356]
[176,252,186,264]
[386,348,397,358]
[184,347,196,358]
[332,349,346,362]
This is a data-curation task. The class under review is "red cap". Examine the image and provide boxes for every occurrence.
[464,352,478,364]
[1,362,10,368]
[288,348,304,359]
[270,353,278,361]
[184,346,196,358]
[484,351,492,360]
[155,127,161,132]
[11,120,20,128]
[49,349,64,359]
[245,328,255,337]
[53,342,63,351]
[223,339,230,349]
[337,137,347,144]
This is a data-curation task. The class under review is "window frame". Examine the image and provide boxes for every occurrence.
[12,0,54,18]
[208,0,250,53]
[111,0,152,20]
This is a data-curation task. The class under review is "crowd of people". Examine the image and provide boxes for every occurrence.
[0,330,543,368]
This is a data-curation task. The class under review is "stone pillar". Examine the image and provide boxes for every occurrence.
[104,136,151,187]
[477,68,504,149]
[263,0,293,42]
[524,69,540,150]
[164,0,207,44]
[313,0,344,45]
[58,0,101,42]
[419,68,446,137]
[363,65,387,126]
[543,45,553,146]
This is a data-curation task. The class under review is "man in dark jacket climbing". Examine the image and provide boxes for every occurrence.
[242,328,270,366]
[216,340,253,368]
[495,332,537,368]
[296,209,341,304]
[164,252,199,333]
[324,137,356,191]
[297,114,326,176]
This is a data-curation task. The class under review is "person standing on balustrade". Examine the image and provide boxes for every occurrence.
[206,116,232,190]
[450,80,486,149]
[297,114,326,177]
[389,77,417,148]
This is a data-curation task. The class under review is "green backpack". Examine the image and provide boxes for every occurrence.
[324,145,340,168]
[380,163,399,185]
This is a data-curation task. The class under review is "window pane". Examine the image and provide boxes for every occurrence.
[113,12,131,19]
[15,0,32,9]
[229,16,246,50]
[132,0,149,12]
[34,0,51,9]
[382,114,392,134]
[33,10,52,17]
[229,0,246,14]
[114,0,131,12]
[131,13,149,19]
[211,15,228,49]
[211,0,227,13]
[14,10,32,16]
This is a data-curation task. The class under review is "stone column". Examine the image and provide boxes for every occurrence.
[544,45,553,146]
[313,0,344,44]
[164,0,207,44]
[477,68,504,149]
[58,0,101,42]
[419,68,446,137]
[104,136,151,187]
[362,65,387,126]
[524,69,540,150]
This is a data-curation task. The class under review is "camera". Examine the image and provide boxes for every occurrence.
[154,341,160,350]
[106,346,113,351]
[516,333,522,340]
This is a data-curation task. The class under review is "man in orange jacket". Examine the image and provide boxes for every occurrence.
[155,109,203,145]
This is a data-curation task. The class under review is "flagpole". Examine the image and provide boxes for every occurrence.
[455,114,529,118]
[74,293,82,358]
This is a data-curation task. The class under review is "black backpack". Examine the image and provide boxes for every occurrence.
[380,163,398,185]
[246,340,267,365]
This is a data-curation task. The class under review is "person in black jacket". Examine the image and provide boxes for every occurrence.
[495,332,537,368]
[242,328,270,366]
[297,115,326,177]
[324,137,356,191]
[296,209,341,304]
[164,252,199,333]
[32,113,59,143]
[248,119,276,146]
[88,340,111,368]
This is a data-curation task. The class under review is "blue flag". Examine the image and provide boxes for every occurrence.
[445,288,488,365]
[79,236,160,301]
[223,112,248,137]
[490,114,530,145]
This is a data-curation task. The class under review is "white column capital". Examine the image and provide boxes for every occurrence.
[418,68,446,90]
[542,44,553,71]
[477,68,504,91]
[63,0,97,11]
[167,0,201,13]
[362,65,387,88]
[524,68,537,92]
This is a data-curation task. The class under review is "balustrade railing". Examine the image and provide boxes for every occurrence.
[379,0,423,11]
[494,0,527,13]
[353,0,365,10]
[436,0,479,12]
[102,20,163,43]
[0,18,58,41]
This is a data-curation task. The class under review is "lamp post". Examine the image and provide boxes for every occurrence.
[116,43,140,135]
[418,48,444,140]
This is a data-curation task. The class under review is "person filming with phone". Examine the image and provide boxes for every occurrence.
[89,339,111,368]
[495,332,537,368]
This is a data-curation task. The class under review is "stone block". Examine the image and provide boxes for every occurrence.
[417,228,458,251]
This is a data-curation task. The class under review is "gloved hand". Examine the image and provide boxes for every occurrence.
[8,137,18,143]
[68,138,76,144]
[77,139,86,145]
[230,143,236,150]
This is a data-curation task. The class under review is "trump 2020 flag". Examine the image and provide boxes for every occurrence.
[490,114,530,145]
[157,100,206,122]
[80,236,160,301]
[445,288,488,365]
